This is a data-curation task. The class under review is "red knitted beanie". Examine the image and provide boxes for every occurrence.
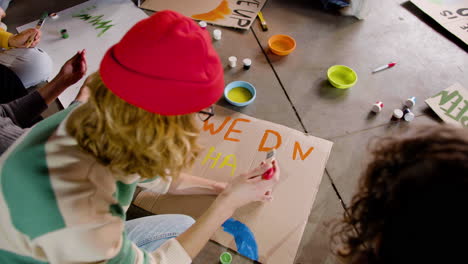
[100,10,224,115]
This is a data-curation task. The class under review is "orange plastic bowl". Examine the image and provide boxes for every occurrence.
[268,34,296,56]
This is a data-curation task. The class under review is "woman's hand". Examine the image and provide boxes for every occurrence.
[216,160,280,212]
[55,49,87,88]
[8,28,42,48]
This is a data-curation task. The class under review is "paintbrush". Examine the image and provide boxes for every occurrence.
[262,149,276,180]
[25,12,48,48]
[257,11,268,32]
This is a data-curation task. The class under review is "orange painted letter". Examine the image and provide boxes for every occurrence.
[293,141,314,161]
[224,118,251,142]
[258,130,282,152]
[203,117,232,135]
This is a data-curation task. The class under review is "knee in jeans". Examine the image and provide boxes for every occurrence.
[174,215,195,231]
[24,48,53,76]
[11,48,53,87]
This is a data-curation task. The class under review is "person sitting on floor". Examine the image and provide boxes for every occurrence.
[0,3,53,89]
[0,50,87,155]
[0,10,279,264]
[333,125,468,264]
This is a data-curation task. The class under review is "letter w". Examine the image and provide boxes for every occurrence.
[203,117,232,135]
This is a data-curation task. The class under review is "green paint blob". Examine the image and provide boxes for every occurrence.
[227,87,253,103]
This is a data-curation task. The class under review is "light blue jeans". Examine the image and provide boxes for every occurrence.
[125,214,195,252]
[0,48,53,88]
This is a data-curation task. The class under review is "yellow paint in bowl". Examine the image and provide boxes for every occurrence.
[227,87,253,103]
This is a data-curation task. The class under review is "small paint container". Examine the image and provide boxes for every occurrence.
[393,109,404,119]
[60,29,69,39]
[198,21,207,29]
[220,252,232,264]
[213,29,222,40]
[224,81,256,107]
[243,58,252,70]
[405,96,416,108]
[49,13,59,19]
[327,65,358,89]
[228,56,237,68]
[403,108,415,122]
[268,34,296,56]
[371,101,384,113]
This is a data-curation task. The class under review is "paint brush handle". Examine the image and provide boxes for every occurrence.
[24,33,37,48]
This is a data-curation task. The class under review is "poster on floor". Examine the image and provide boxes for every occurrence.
[17,0,148,108]
[139,0,266,30]
[134,105,333,264]
[411,0,468,45]
[425,82,468,127]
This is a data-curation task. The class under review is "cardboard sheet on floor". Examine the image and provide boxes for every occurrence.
[139,0,266,30]
[134,105,333,264]
[425,82,468,127]
[17,0,148,108]
[411,0,468,45]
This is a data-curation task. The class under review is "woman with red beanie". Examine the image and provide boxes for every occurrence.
[0,11,279,263]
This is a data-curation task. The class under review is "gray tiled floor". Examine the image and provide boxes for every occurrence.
[3,0,466,263]
[210,26,304,131]
[254,0,467,139]
[326,114,439,206]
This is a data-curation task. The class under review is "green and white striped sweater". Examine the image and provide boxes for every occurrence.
[0,104,191,264]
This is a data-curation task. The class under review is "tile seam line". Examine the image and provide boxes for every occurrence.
[251,28,309,134]
[325,168,348,210]
[325,168,362,244]
[327,113,432,141]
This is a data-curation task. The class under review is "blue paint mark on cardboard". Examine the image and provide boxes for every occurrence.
[222,218,258,261]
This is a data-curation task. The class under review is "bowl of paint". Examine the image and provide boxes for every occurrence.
[327,65,358,89]
[224,81,256,107]
[268,34,296,56]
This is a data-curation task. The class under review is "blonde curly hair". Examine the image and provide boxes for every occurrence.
[66,72,202,180]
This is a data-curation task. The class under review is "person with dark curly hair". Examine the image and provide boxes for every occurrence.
[333,125,468,264]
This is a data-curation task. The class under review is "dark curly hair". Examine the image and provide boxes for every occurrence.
[332,125,468,264]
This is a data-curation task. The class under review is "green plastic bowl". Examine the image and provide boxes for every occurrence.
[327,65,358,89]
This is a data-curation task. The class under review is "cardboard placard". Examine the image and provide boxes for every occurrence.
[17,0,148,108]
[140,0,267,30]
[411,0,468,45]
[425,83,468,127]
[134,105,333,263]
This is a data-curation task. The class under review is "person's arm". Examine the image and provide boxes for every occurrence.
[0,50,87,128]
[168,172,227,195]
[177,160,280,258]
[6,28,41,48]
[0,117,25,155]
[37,50,87,104]
[0,91,47,128]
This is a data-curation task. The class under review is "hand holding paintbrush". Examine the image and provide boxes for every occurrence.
[22,12,47,48]
[8,28,42,48]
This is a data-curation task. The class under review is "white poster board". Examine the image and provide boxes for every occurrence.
[18,0,148,108]
[411,0,468,45]
[425,82,468,127]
